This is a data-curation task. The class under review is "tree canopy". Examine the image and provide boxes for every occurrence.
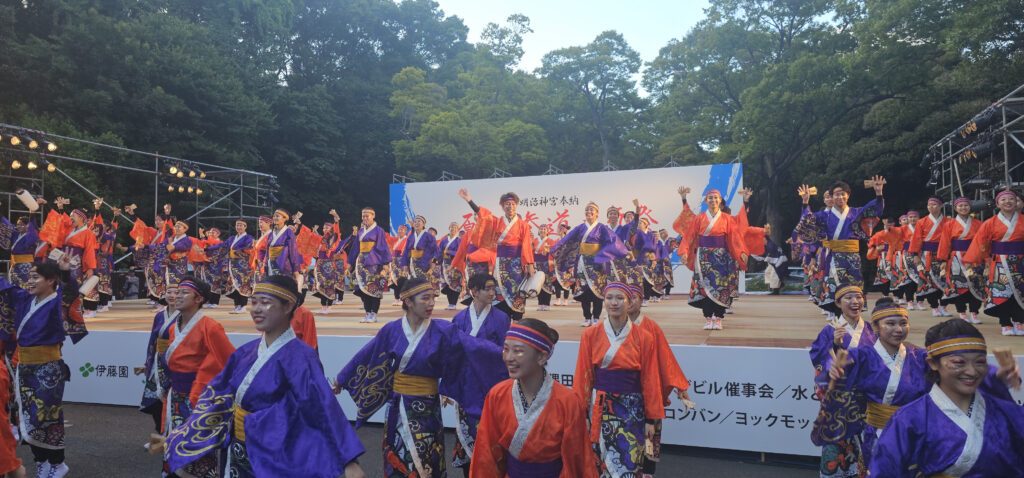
[1,0,1020,235]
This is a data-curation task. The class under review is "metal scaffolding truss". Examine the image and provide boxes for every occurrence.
[926,83,1024,215]
[0,122,277,229]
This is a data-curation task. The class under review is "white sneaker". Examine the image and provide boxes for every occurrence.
[209,304,219,308]
[725,308,734,314]
[35,462,49,478]
[642,300,649,307]
[959,313,968,321]
[369,313,378,323]
[83,310,96,319]
[969,313,982,324]
[11,425,19,441]
[703,319,713,330]
[319,307,330,314]
[931,308,942,317]
[48,463,69,478]
[359,314,369,324]
[939,308,952,317]
[445,304,456,310]
[713,318,723,330]
[146,300,155,306]
[581,319,591,327]
[230,306,245,314]
[1002,326,1016,336]
[1015,324,1024,336]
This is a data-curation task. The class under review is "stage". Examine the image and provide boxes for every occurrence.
[86,293,1024,353]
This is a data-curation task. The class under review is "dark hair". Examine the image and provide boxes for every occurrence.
[468,273,497,292]
[499,192,519,205]
[874,296,897,309]
[16,216,29,225]
[261,274,301,318]
[178,275,211,305]
[721,205,732,214]
[924,319,985,383]
[32,262,62,281]
[428,227,437,235]
[235,218,247,224]
[516,318,560,346]
[400,277,431,311]
[830,181,852,195]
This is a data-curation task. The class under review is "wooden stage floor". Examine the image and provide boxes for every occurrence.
[86,294,1024,353]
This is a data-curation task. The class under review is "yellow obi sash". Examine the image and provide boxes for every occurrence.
[393,372,439,396]
[410,250,424,259]
[11,254,33,264]
[229,250,244,259]
[268,246,283,260]
[865,401,901,429]
[18,344,61,365]
[823,239,859,253]
[156,338,170,354]
[579,243,599,256]
[359,241,374,253]
[233,406,250,442]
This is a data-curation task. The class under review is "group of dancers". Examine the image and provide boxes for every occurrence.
[0,180,1022,478]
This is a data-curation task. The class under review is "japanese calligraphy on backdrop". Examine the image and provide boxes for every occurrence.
[389,164,746,292]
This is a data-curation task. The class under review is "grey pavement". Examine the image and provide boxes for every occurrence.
[17,403,818,477]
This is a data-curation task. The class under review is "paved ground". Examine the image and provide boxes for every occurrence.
[16,403,819,477]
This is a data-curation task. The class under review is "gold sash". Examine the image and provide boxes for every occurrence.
[233,407,250,442]
[18,344,61,365]
[393,372,439,396]
[579,243,599,256]
[823,239,859,253]
[865,401,901,429]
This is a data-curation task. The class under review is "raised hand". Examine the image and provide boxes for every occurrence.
[457,188,472,202]
[741,187,753,202]
[797,185,812,204]
[163,203,172,215]
[92,197,103,210]
[677,186,691,197]
[871,175,886,196]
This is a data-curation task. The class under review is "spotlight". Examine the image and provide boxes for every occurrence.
[46,163,56,173]
[199,171,206,179]
[9,135,20,146]
[178,185,185,193]
[196,188,203,195]
[11,160,22,170]
[168,185,175,192]
[189,170,196,178]
[187,186,194,193]
[27,139,39,150]
[169,165,179,175]
[27,161,38,170]
[176,171,184,178]
[44,141,57,152]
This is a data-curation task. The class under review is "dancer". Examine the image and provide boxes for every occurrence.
[165,220,194,290]
[626,284,692,476]
[401,215,441,294]
[252,215,271,282]
[613,202,643,286]
[808,284,875,478]
[264,209,304,283]
[439,222,463,310]
[91,202,118,313]
[335,278,505,478]
[937,197,985,324]
[908,197,951,317]
[552,222,574,306]
[551,202,628,327]
[828,298,1019,466]
[964,189,1024,336]
[896,212,926,310]
[635,216,663,305]
[198,227,228,308]
[449,274,511,475]
[656,229,674,300]
[574,282,663,476]
[869,320,1024,476]
[130,204,173,306]
[533,224,558,311]
[673,187,748,330]
[0,358,24,478]
[471,318,597,478]
[138,283,180,435]
[161,275,366,478]
[389,224,410,306]
[457,189,535,321]
[161,277,235,478]
[0,257,84,478]
[2,214,43,289]
[312,211,344,313]
[866,218,896,297]
[796,177,886,314]
[347,207,391,323]
[226,219,256,314]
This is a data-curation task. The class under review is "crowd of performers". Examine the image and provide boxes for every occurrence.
[792,179,1024,477]
[0,178,1021,478]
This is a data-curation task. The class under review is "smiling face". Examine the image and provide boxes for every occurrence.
[838,291,864,318]
[955,202,971,217]
[607,209,619,224]
[705,193,722,211]
[449,223,459,235]
[876,315,909,350]
[174,222,188,236]
[248,293,291,334]
[929,352,988,399]
[471,280,497,306]
[823,192,833,208]
[235,221,247,234]
[927,201,942,216]
[585,205,598,223]
[604,288,628,320]
[503,338,547,380]
[997,193,1017,214]
[413,217,425,232]
[273,212,288,228]
[502,199,517,218]
[397,225,408,237]
[174,286,204,313]
[831,188,849,210]
[361,209,375,227]
[26,267,57,298]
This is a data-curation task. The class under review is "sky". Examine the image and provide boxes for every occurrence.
[433,0,710,74]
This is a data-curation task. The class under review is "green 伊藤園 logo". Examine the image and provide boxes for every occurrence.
[79,362,95,377]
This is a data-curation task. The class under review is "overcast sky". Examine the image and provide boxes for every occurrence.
[434,0,710,74]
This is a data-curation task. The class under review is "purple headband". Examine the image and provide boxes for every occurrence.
[927,197,943,206]
[70,209,88,223]
[506,324,554,355]
[626,284,643,301]
[705,189,722,198]
[953,197,971,207]
[996,190,1017,202]
[906,210,919,218]
[603,281,632,299]
[179,280,202,296]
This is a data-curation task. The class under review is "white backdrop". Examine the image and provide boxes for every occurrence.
[62,330,1024,457]
[390,164,746,292]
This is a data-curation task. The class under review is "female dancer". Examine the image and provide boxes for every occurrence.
[551,202,628,327]
[964,189,1024,336]
[937,197,985,323]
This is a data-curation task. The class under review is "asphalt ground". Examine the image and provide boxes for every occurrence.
[13,403,819,477]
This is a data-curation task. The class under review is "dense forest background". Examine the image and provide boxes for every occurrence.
[1,0,1022,240]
